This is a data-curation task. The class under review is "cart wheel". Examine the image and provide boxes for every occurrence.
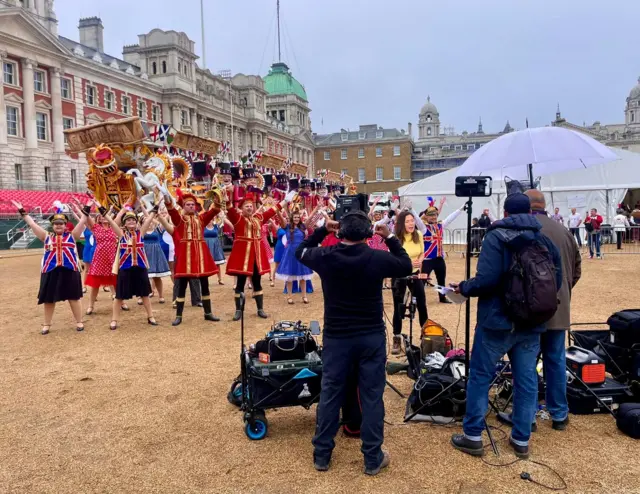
[227,380,243,407]
[245,413,268,440]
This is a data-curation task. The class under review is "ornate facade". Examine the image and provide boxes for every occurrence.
[0,1,314,192]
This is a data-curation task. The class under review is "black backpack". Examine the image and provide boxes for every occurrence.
[503,238,558,330]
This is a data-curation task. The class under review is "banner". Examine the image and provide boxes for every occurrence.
[64,117,146,153]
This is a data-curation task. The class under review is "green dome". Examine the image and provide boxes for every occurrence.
[264,62,308,101]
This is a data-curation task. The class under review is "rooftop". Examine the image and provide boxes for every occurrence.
[313,125,410,146]
[263,62,307,101]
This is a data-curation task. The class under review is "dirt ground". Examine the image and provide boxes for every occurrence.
[0,250,639,494]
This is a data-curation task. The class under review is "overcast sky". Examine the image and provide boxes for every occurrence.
[56,0,640,137]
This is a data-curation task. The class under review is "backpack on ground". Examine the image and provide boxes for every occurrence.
[503,239,558,330]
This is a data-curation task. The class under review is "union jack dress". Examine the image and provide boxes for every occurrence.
[114,230,152,300]
[37,232,83,304]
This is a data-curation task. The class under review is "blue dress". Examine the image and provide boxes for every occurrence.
[144,228,171,277]
[274,228,287,263]
[82,227,95,264]
[204,225,226,264]
[275,228,314,282]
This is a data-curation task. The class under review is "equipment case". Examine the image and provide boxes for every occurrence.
[607,310,640,347]
[567,377,633,414]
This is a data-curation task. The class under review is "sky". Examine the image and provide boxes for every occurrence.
[56,0,640,137]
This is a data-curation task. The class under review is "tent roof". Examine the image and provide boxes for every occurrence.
[399,148,640,196]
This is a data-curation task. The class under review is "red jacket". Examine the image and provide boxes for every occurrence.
[586,214,603,231]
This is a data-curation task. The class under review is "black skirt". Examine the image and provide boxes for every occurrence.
[38,267,83,304]
[116,266,152,300]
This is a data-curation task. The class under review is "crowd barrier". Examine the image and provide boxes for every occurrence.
[444,226,640,256]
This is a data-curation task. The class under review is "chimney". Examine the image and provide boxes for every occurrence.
[407,122,412,137]
[79,17,104,52]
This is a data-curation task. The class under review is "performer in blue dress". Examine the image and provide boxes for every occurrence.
[204,215,227,285]
[81,226,95,293]
[141,224,171,304]
[275,209,314,304]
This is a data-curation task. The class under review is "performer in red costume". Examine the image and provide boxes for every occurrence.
[299,178,319,215]
[157,189,222,326]
[225,186,296,320]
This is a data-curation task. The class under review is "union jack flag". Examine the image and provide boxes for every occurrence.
[149,124,174,144]
[283,157,292,169]
[219,141,230,155]
[42,233,79,273]
[247,149,263,164]
[119,231,149,269]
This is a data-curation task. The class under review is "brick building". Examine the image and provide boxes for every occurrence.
[313,124,412,194]
[0,1,314,192]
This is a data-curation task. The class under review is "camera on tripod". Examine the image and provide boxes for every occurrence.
[334,193,369,221]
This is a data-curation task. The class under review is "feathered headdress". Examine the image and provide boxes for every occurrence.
[425,196,439,216]
[49,200,69,223]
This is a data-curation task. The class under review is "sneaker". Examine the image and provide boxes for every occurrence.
[552,416,569,431]
[450,434,484,457]
[364,451,390,476]
[496,412,537,433]
[508,438,529,460]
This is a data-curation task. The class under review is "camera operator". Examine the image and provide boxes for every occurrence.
[295,211,412,476]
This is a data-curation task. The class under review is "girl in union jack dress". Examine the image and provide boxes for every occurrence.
[104,206,159,330]
[11,199,89,335]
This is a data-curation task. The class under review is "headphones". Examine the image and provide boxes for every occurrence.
[337,209,374,240]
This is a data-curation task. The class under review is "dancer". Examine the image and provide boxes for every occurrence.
[226,189,295,321]
[276,207,314,304]
[421,197,463,303]
[204,212,231,285]
[139,208,171,304]
[157,190,222,326]
[12,200,88,334]
[84,207,129,314]
[272,210,288,287]
[104,207,158,329]
[391,210,428,355]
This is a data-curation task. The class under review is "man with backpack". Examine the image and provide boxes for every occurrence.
[449,193,562,459]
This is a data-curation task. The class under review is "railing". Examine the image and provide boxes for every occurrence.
[6,208,44,249]
[14,180,86,193]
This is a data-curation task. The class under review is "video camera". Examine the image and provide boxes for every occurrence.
[334,193,369,222]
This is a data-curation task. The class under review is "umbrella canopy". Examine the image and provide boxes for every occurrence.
[455,127,619,185]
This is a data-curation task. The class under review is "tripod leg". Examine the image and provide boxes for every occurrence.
[385,380,406,399]
[484,418,499,456]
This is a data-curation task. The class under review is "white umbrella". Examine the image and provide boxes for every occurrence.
[455,126,620,187]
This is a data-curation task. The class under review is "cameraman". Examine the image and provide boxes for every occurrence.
[295,211,412,476]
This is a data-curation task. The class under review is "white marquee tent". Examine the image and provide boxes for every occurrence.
[398,148,640,234]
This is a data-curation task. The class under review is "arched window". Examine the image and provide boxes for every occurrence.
[162,61,167,73]
[152,62,157,74]
[427,115,432,122]
[427,127,432,136]
[178,62,182,73]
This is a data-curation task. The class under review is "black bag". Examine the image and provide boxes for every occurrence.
[567,377,633,414]
[607,310,640,347]
[584,221,594,233]
[616,403,640,439]
[503,239,558,329]
[254,330,317,362]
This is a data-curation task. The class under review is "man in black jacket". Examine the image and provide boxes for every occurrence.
[296,210,412,476]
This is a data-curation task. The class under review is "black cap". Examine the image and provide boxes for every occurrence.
[504,193,531,215]
[242,167,256,180]
[300,178,311,188]
[276,173,288,183]
[218,162,232,175]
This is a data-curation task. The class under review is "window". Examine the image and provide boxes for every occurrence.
[341,168,348,176]
[86,85,96,106]
[60,77,72,99]
[122,96,131,115]
[376,167,383,181]
[376,130,383,139]
[137,100,146,119]
[341,149,347,160]
[181,110,188,126]
[3,61,17,86]
[442,145,450,151]
[152,61,157,74]
[358,168,365,182]
[358,131,365,139]
[427,128,432,136]
[467,144,475,150]
[376,147,382,157]
[394,166,401,180]
[323,151,330,161]
[429,146,437,152]
[454,144,463,151]
[162,61,167,73]
[14,163,22,182]
[341,133,348,141]
[36,112,48,140]
[632,112,635,123]
[33,69,47,93]
[44,166,51,182]
[152,105,159,122]
[426,115,432,122]
[184,64,188,76]
[105,91,114,110]
[63,117,74,130]
[358,147,364,159]
[393,145,400,156]
[70,169,77,184]
[178,62,182,73]
[6,106,19,136]
[279,109,285,122]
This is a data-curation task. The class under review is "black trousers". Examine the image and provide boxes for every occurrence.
[175,277,209,302]
[235,262,262,294]
[617,231,624,249]
[313,332,386,470]
[570,227,582,247]
[392,278,428,335]
[422,256,446,288]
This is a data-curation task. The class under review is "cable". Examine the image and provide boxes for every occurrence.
[257,7,278,76]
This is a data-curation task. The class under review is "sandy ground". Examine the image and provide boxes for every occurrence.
[0,250,639,494]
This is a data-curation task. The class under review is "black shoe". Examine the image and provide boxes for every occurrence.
[204,313,220,322]
[202,299,219,322]
[257,309,268,319]
[364,451,390,476]
[147,318,159,326]
[450,434,484,457]
[508,438,530,460]
[439,295,453,304]
[232,296,243,321]
[314,461,330,472]
[497,412,537,433]
[552,416,569,431]
[232,310,242,322]
[172,316,183,327]
[254,294,268,319]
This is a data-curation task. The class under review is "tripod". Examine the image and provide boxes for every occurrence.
[403,196,499,455]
